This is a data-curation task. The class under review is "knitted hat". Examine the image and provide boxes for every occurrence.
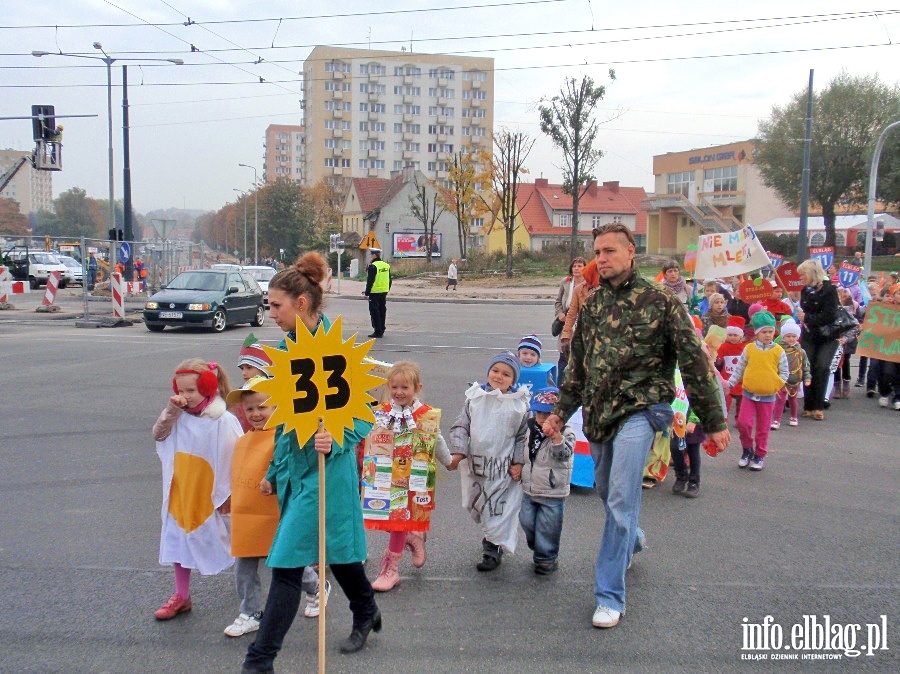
[238,332,273,372]
[725,315,746,337]
[530,387,560,413]
[487,351,520,386]
[747,302,764,319]
[518,334,542,357]
[225,375,269,407]
[751,310,777,334]
[780,318,801,337]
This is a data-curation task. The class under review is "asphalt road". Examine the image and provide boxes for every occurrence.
[1,297,897,673]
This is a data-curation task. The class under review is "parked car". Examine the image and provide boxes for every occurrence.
[241,265,277,307]
[2,248,69,289]
[55,254,84,286]
[143,269,265,333]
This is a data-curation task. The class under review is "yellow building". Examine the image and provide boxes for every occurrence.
[644,140,793,256]
[264,124,304,184]
[302,46,494,188]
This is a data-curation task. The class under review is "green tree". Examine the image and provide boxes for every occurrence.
[486,128,534,278]
[258,178,315,261]
[539,72,615,257]
[29,209,59,236]
[755,72,900,248]
[0,197,29,235]
[875,127,900,209]
[54,187,103,238]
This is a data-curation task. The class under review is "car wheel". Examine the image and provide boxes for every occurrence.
[252,305,266,327]
[146,323,165,332]
[211,309,227,333]
[29,276,39,289]
[59,280,68,289]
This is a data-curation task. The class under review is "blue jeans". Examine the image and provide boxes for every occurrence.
[589,410,664,612]
[519,494,565,564]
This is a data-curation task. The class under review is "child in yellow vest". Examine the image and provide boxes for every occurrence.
[724,310,788,471]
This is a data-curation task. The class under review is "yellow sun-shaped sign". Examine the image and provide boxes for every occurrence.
[254,316,383,446]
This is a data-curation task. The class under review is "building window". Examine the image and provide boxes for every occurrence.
[591,215,602,227]
[342,121,351,130]
[667,171,694,197]
[703,165,738,192]
[462,70,487,81]
[463,89,487,100]
[359,122,369,131]
[341,158,350,168]
[324,158,336,167]
[470,217,484,230]
[558,213,571,229]
[324,139,337,148]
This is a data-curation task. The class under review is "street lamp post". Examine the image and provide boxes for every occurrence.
[32,46,183,297]
[239,164,259,264]
[233,188,248,262]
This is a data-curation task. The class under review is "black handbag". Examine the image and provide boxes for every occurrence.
[551,317,565,337]
[817,309,857,341]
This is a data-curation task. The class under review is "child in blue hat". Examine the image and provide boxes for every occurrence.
[518,387,575,574]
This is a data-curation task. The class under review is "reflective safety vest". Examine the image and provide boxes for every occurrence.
[370,260,391,293]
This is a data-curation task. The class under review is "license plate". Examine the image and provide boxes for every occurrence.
[159,311,183,319]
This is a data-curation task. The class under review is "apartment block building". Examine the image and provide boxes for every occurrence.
[264,124,305,184]
[302,46,494,187]
[0,149,53,214]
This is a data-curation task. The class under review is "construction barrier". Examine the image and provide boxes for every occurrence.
[42,271,61,306]
[125,281,145,294]
[0,266,10,303]
[111,272,125,319]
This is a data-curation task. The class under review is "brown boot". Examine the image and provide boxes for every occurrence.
[371,549,402,592]
[406,532,427,568]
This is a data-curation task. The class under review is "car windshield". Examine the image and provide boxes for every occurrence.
[32,252,61,264]
[244,267,276,282]
[167,271,225,291]
[59,256,80,267]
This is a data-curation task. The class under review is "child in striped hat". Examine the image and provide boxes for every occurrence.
[237,333,273,382]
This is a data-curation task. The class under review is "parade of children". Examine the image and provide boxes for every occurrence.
[132,245,894,674]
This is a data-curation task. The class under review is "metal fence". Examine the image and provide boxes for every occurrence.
[0,235,214,292]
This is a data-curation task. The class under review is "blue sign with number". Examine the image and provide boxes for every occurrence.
[119,242,131,263]
[838,262,861,288]
[808,246,833,272]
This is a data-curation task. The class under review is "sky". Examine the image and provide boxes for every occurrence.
[2,1,899,214]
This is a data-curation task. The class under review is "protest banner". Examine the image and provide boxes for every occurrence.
[739,277,774,302]
[855,301,899,363]
[776,262,806,292]
[694,226,770,280]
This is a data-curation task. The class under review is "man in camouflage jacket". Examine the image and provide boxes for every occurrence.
[544,224,730,629]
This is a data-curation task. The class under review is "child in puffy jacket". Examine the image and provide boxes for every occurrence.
[519,387,575,575]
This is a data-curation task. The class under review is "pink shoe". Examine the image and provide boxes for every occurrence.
[154,593,191,620]
[789,417,798,426]
[406,532,427,568]
[371,549,402,592]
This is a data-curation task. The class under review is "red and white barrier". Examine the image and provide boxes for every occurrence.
[125,281,145,294]
[0,266,10,303]
[111,272,125,319]
[42,271,61,306]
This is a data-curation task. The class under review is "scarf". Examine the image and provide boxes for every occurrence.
[185,396,213,416]
[374,401,417,433]
[662,277,687,296]
[527,417,546,464]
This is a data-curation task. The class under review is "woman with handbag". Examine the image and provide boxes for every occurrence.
[553,257,586,379]
[797,259,840,420]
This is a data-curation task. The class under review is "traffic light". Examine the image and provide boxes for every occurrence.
[31,105,56,141]
[108,229,124,241]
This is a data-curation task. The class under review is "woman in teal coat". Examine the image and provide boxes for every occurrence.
[243,252,380,674]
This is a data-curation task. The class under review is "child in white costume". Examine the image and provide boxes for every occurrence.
[152,358,241,620]
[450,352,529,571]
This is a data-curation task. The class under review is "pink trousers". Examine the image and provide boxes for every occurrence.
[773,387,798,422]
[737,397,775,458]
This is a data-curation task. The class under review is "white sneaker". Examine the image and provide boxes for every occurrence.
[304,579,331,618]
[894,400,900,411]
[224,612,261,637]
[770,420,780,430]
[592,605,622,628]
[878,396,889,408]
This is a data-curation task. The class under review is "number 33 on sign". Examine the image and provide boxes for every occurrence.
[254,316,384,445]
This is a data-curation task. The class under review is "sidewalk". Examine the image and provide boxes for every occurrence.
[0,276,557,323]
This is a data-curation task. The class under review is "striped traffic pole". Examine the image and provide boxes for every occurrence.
[111,272,125,319]
[0,266,10,304]
[42,271,62,306]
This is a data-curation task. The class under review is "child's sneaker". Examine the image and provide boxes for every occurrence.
[878,396,889,408]
[154,593,191,620]
[749,456,765,471]
[534,560,558,575]
[738,449,753,468]
[672,477,688,495]
[789,417,798,426]
[684,481,700,498]
[304,580,331,618]
[224,612,261,637]
[770,420,780,430]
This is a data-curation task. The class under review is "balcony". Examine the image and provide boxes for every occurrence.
[368,91,380,102]
[367,168,380,177]
[332,147,343,157]
[403,113,414,123]
[437,134,448,142]
[332,109,343,119]
[332,90,343,100]
[332,71,344,80]
[403,75,414,85]
[471,117,481,126]
[438,77,449,87]
[402,150,413,160]
[438,97,448,107]
[332,167,343,175]
[471,79,482,89]
[368,71,381,81]
[368,111,380,121]
[403,95,413,105]
[367,149,379,158]
[332,129,343,138]
[471,99,481,108]
[402,132,414,142]
[438,116,448,125]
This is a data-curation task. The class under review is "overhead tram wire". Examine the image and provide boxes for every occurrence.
[0,0,568,29]
[2,8,894,57]
[6,41,895,90]
[6,9,891,72]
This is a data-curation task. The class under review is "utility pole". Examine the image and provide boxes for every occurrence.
[797,69,814,262]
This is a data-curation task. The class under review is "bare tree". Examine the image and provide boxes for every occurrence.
[539,72,615,257]
[486,129,535,278]
[408,173,446,264]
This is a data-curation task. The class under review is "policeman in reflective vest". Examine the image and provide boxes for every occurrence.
[364,248,391,338]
